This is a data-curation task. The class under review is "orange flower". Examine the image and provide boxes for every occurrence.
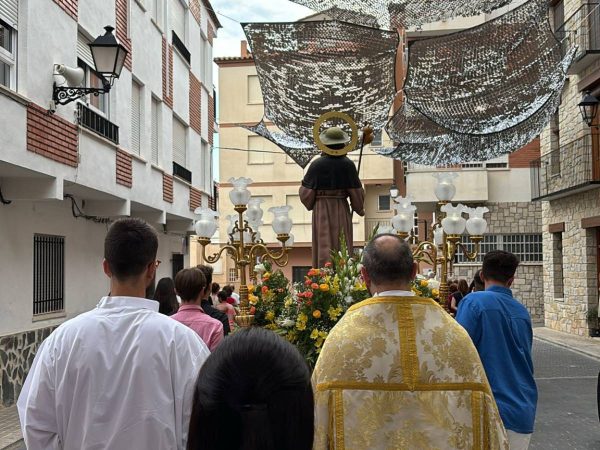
[261,286,269,294]
[307,268,320,277]
[250,306,256,314]
[305,291,314,299]
[305,279,312,286]
[319,284,329,292]
[310,283,319,290]
[313,310,322,319]
[325,262,332,268]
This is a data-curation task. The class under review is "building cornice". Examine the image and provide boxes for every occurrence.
[214,56,254,67]
[202,0,223,29]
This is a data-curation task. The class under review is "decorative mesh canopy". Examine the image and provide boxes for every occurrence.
[382,47,575,165]
[289,0,512,29]
[242,21,398,168]
[403,0,565,135]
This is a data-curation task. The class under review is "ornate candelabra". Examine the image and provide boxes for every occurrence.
[387,173,489,304]
[194,177,293,327]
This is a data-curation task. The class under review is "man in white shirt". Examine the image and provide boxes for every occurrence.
[229,284,240,306]
[18,218,210,450]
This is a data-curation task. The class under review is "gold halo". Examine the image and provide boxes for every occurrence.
[313,111,359,156]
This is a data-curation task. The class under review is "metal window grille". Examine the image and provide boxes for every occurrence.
[292,266,312,284]
[485,162,508,168]
[33,234,65,315]
[455,234,542,264]
[228,268,238,283]
[77,103,119,144]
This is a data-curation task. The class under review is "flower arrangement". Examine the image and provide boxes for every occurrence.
[248,261,290,329]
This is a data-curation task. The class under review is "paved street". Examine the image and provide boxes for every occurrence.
[531,339,600,449]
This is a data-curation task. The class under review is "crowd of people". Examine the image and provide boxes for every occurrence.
[17,218,536,450]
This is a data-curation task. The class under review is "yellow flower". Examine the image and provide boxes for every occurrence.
[263,272,271,279]
[318,330,328,339]
[327,306,342,320]
[248,294,259,305]
[247,284,255,293]
[310,328,319,339]
[353,281,367,291]
[411,287,421,295]
[319,284,330,292]
[313,309,322,319]
[296,321,306,331]
[432,289,439,297]
[420,280,428,287]
[284,298,293,307]
[266,311,275,321]
[315,337,324,348]
[298,313,308,322]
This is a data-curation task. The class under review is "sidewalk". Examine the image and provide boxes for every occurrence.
[0,406,22,450]
[534,326,600,360]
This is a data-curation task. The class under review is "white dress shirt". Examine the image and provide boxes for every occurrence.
[18,296,210,450]
[373,290,415,297]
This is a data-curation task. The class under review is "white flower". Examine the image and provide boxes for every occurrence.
[278,318,295,328]
[344,295,354,304]
[254,263,266,274]
[356,263,363,272]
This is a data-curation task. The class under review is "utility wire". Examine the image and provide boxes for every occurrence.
[213,145,386,156]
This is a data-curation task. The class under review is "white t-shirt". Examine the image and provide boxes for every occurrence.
[18,296,210,450]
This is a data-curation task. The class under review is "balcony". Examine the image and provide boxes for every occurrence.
[531,134,600,201]
[556,3,600,74]
[77,103,119,144]
[365,218,391,240]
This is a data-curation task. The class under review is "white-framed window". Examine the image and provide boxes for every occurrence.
[131,80,142,155]
[172,116,187,167]
[378,195,391,211]
[169,0,186,43]
[203,38,212,86]
[228,267,238,283]
[247,75,262,104]
[247,135,274,165]
[151,0,163,27]
[455,234,543,264]
[77,59,110,116]
[151,96,160,165]
[0,17,16,89]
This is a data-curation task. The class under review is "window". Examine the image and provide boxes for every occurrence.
[202,141,212,191]
[461,162,484,169]
[228,268,238,283]
[203,38,212,85]
[169,0,186,43]
[151,0,163,27]
[33,234,65,315]
[173,117,187,167]
[371,130,382,146]
[78,103,119,144]
[378,195,391,211]
[292,266,312,283]
[485,162,508,169]
[131,80,142,155]
[247,75,262,104]
[552,0,564,32]
[0,18,15,89]
[151,97,160,165]
[247,135,274,164]
[552,232,564,297]
[455,234,543,264]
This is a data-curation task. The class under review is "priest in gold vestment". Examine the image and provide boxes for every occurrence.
[313,235,508,450]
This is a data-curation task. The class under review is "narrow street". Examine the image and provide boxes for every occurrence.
[531,339,600,449]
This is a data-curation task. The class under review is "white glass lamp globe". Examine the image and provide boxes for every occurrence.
[433,227,444,245]
[433,172,458,202]
[465,206,489,235]
[228,177,253,206]
[269,205,293,235]
[392,212,414,234]
[193,208,219,238]
[247,197,264,223]
[284,233,295,247]
[441,203,467,235]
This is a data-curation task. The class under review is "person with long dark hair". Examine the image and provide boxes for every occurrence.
[450,279,470,314]
[154,277,179,315]
[187,327,314,450]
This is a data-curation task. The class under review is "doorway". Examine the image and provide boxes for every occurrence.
[172,253,184,279]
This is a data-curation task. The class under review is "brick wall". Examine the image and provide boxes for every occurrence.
[190,186,202,211]
[53,0,77,20]
[163,173,174,203]
[116,149,133,188]
[208,92,215,145]
[115,0,132,70]
[207,23,215,45]
[27,103,78,167]
[189,73,202,134]
[509,137,540,168]
[190,0,201,25]
[162,38,174,109]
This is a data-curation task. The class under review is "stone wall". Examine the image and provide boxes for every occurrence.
[542,191,600,336]
[0,326,57,407]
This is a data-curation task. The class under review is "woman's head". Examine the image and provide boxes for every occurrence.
[457,279,469,295]
[448,283,458,294]
[154,277,178,315]
[217,290,228,303]
[187,328,314,450]
[211,282,220,295]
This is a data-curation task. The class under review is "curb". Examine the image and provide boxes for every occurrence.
[534,334,600,361]
[1,440,24,450]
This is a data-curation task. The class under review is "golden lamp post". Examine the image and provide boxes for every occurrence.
[194,177,293,327]
[388,173,489,303]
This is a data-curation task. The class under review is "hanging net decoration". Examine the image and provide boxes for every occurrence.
[288,0,512,29]
[242,21,398,168]
[403,0,567,135]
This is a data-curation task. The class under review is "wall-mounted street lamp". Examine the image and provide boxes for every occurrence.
[578,90,600,128]
[52,26,128,108]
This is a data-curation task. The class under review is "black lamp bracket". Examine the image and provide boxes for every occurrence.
[52,82,111,106]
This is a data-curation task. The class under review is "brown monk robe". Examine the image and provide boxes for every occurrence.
[299,153,365,268]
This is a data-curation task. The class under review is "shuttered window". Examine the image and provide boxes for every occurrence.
[0,0,18,28]
[77,33,94,69]
[170,0,185,42]
[151,97,160,165]
[131,81,142,155]
[172,117,187,167]
[247,135,274,164]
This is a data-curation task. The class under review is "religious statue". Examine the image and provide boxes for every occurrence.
[299,126,365,268]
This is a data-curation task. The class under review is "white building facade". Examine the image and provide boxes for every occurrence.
[0,0,219,406]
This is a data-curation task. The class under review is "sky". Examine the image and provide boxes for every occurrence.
[209,0,313,57]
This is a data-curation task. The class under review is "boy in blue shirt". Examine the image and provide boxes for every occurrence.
[457,250,538,449]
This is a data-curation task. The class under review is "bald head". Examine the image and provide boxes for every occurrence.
[362,234,415,286]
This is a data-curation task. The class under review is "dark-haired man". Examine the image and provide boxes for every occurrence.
[171,268,224,351]
[18,218,210,450]
[457,250,537,450]
[313,234,508,449]
[196,264,231,335]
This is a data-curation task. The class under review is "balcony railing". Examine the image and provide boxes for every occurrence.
[365,218,391,241]
[530,134,600,201]
[77,103,119,144]
[556,3,600,73]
